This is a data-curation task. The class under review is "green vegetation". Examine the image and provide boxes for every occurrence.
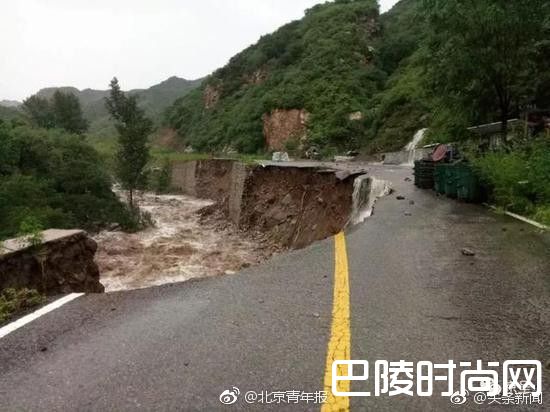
[0,105,23,123]
[164,0,549,160]
[151,159,173,194]
[166,0,385,154]
[418,0,550,224]
[163,0,549,225]
[1,0,549,232]
[19,215,45,247]
[106,78,153,208]
[23,91,88,134]
[51,91,89,134]
[0,121,135,240]
[0,288,45,324]
[473,139,550,225]
[423,0,549,139]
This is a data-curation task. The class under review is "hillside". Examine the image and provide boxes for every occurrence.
[167,0,549,155]
[0,105,22,122]
[166,0,387,155]
[363,0,430,152]
[34,76,202,136]
[0,100,22,108]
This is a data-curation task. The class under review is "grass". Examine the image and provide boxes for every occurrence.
[150,146,269,164]
[471,138,550,228]
[0,288,45,324]
[87,132,269,167]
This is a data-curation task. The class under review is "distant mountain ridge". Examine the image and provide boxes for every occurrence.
[35,76,203,135]
[0,100,22,108]
[0,76,202,135]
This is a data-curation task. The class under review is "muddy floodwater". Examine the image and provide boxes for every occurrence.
[94,192,271,292]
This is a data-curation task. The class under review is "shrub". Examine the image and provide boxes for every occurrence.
[0,288,45,324]
[0,124,133,240]
[152,159,172,194]
[473,138,550,222]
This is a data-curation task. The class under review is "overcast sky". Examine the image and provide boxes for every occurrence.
[0,0,399,101]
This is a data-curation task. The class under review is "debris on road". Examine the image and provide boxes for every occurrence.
[272,152,290,162]
[461,248,476,256]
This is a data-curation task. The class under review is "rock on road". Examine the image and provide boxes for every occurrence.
[0,165,549,411]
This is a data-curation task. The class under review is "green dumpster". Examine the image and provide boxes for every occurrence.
[414,160,435,189]
[455,163,481,203]
[434,164,446,195]
[444,164,458,198]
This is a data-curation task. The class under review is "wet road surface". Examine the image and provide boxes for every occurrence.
[0,165,548,411]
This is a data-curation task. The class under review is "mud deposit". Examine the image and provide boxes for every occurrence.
[94,193,272,292]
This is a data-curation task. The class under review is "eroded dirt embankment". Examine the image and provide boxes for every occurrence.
[95,160,385,292]
[237,166,355,249]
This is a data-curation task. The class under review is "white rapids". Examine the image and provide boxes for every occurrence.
[94,192,270,292]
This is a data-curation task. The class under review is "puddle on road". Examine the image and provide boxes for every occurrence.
[94,192,270,292]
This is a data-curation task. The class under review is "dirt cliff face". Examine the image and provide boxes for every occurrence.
[262,109,309,151]
[238,166,354,249]
[244,68,268,85]
[203,84,221,109]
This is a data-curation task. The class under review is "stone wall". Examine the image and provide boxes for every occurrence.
[0,229,104,295]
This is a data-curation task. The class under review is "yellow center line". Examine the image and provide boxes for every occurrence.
[321,232,351,412]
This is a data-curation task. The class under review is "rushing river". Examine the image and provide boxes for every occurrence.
[94,192,270,292]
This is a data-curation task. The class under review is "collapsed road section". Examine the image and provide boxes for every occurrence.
[172,159,391,247]
[2,160,390,294]
[95,160,391,291]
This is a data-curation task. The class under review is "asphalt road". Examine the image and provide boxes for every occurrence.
[1,165,549,411]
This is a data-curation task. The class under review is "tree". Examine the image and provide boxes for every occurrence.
[423,0,549,138]
[22,95,54,129]
[52,91,88,134]
[22,92,88,134]
[105,77,152,208]
[0,124,132,240]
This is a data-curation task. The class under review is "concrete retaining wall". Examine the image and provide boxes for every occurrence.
[0,229,104,295]
[195,159,235,202]
[171,161,197,196]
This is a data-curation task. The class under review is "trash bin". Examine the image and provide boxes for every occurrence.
[444,163,458,198]
[434,164,447,195]
[414,160,435,189]
[455,163,481,203]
